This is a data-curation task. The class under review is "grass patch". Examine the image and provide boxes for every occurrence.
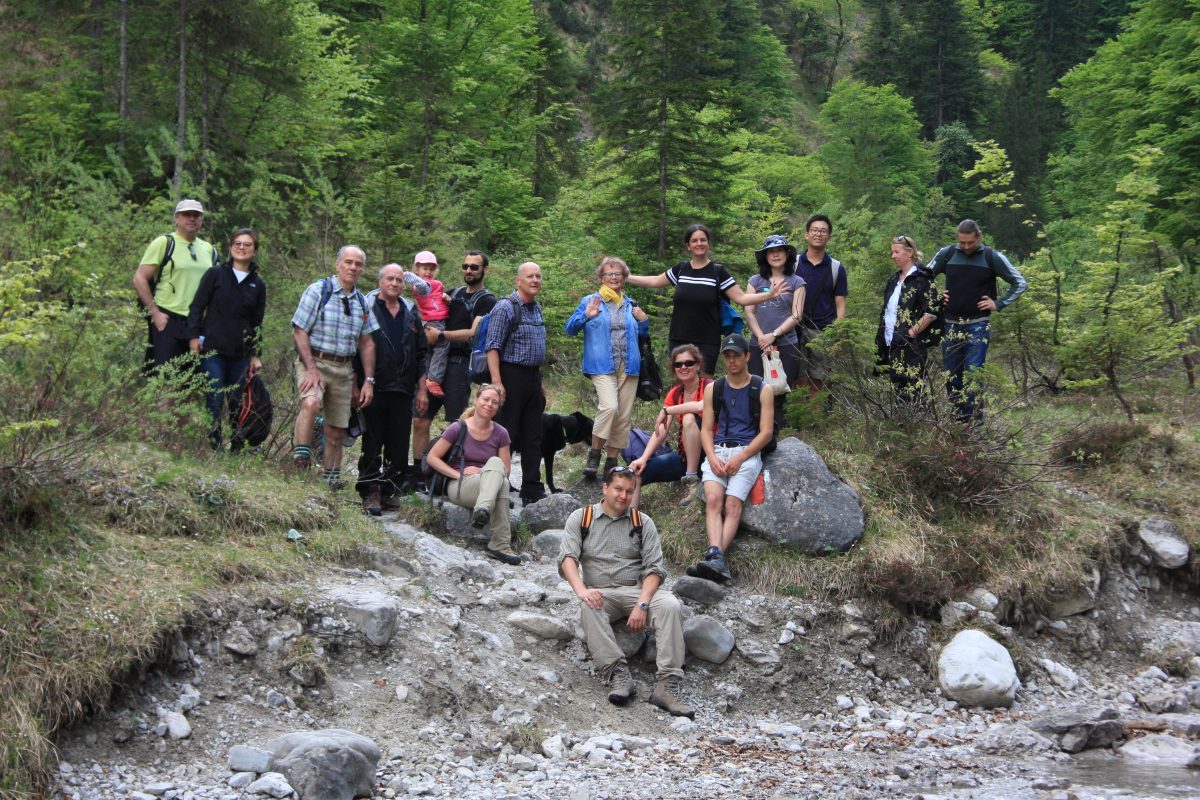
[0,446,390,799]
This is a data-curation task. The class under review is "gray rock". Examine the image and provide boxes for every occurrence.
[1040,658,1080,691]
[672,576,727,606]
[735,639,782,673]
[1138,516,1190,569]
[228,772,256,789]
[1118,734,1200,766]
[738,438,864,553]
[965,588,1000,613]
[507,611,573,641]
[1029,707,1124,752]
[246,771,294,798]
[520,493,582,534]
[456,559,499,582]
[977,723,1055,754]
[683,616,736,663]
[324,588,398,646]
[143,782,174,796]
[223,625,259,657]
[940,601,979,627]
[266,729,380,800]
[613,625,647,659]
[1043,569,1101,618]
[229,745,273,773]
[937,629,1019,709]
[160,711,191,739]
[1159,713,1200,737]
[1139,693,1189,714]
[1141,619,1200,662]
[531,529,565,559]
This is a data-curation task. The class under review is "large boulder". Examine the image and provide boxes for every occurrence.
[937,629,1019,709]
[1029,707,1125,753]
[266,729,380,800]
[1118,735,1200,767]
[507,611,573,641]
[519,493,583,534]
[739,438,864,554]
[324,588,398,646]
[683,616,735,664]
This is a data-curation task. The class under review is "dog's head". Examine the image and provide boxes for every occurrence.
[563,411,594,444]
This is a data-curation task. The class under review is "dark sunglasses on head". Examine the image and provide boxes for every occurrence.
[340,296,351,316]
[462,263,482,271]
[893,235,913,246]
[672,359,698,369]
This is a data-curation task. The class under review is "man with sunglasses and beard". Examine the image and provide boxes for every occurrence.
[291,245,380,487]
[410,250,497,491]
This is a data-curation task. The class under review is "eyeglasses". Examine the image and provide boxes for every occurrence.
[462,263,482,271]
[602,272,624,279]
[231,240,255,249]
[808,228,831,237]
[673,360,698,369]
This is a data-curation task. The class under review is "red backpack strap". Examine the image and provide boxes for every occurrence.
[580,505,593,541]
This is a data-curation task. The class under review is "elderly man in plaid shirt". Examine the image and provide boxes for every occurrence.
[558,466,695,718]
[291,245,380,486]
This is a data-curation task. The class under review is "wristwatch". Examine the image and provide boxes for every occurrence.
[437,331,446,343]
[364,376,376,384]
[638,602,649,611]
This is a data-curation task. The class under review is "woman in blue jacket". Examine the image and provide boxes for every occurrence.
[187,228,267,450]
[565,256,650,479]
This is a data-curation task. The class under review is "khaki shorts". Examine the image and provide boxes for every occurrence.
[295,355,355,429]
[796,323,831,382]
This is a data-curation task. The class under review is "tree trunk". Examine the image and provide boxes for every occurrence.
[173,0,187,194]
[656,31,669,259]
[825,0,846,94]
[119,0,128,151]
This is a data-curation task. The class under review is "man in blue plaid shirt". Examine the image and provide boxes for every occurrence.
[291,245,380,486]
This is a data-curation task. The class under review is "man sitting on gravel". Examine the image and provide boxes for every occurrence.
[558,466,695,718]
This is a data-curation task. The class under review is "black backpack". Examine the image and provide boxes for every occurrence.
[711,374,777,455]
[229,367,273,448]
[636,333,662,401]
[420,423,470,497]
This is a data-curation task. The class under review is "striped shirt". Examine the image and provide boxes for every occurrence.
[291,276,380,356]
[484,292,546,367]
[666,260,736,345]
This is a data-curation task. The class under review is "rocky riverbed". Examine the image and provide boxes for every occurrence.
[50,498,1200,800]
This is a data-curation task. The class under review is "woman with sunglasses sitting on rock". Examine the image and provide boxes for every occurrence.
[628,343,712,503]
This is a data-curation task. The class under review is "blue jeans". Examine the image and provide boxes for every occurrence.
[639,452,685,487]
[201,352,251,430]
[941,319,990,422]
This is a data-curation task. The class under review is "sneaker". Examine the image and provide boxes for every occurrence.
[599,661,637,706]
[485,547,522,566]
[582,448,602,480]
[471,506,491,529]
[363,486,382,517]
[692,550,731,583]
[426,379,445,398]
[649,676,695,718]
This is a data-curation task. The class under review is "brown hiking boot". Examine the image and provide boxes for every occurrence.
[582,448,602,480]
[598,660,637,706]
[649,676,694,718]
[363,486,382,517]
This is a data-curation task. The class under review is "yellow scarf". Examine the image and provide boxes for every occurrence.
[598,284,623,305]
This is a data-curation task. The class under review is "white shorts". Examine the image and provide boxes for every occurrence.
[700,444,762,502]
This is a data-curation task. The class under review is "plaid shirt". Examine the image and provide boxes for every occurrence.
[558,504,666,588]
[291,276,380,356]
[485,292,546,367]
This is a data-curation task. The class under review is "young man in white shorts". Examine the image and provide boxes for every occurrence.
[691,334,775,583]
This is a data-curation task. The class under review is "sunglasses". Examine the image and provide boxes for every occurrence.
[893,236,913,247]
[605,465,636,478]
[672,360,698,369]
[462,263,482,271]
[340,296,351,316]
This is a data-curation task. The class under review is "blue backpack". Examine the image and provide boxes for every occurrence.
[469,297,518,383]
[720,297,744,336]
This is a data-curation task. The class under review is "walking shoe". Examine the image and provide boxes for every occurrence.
[471,506,491,529]
[426,379,445,398]
[649,676,695,718]
[363,486,382,517]
[485,546,522,566]
[692,550,731,583]
[582,448,602,480]
[599,661,637,706]
[602,456,619,477]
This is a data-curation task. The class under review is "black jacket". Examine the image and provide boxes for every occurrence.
[356,291,428,394]
[186,260,266,357]
[875,264,938,349]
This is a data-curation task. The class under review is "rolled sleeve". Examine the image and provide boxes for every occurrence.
[291,282,322,331]
[638,516,667,583]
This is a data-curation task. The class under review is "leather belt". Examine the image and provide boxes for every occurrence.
[312,348,352,363]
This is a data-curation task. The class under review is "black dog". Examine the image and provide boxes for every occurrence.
[541,411,593,494]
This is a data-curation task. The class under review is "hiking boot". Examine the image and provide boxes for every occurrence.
[471,506,491,529]
[602,456,619,477]
[599,661,637,706]
[692,550,731,584]
[485,546,522,566]
[363,486,382,517]
[582,448,602,480]
[649,676,695,718]
[680,472,699,486]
